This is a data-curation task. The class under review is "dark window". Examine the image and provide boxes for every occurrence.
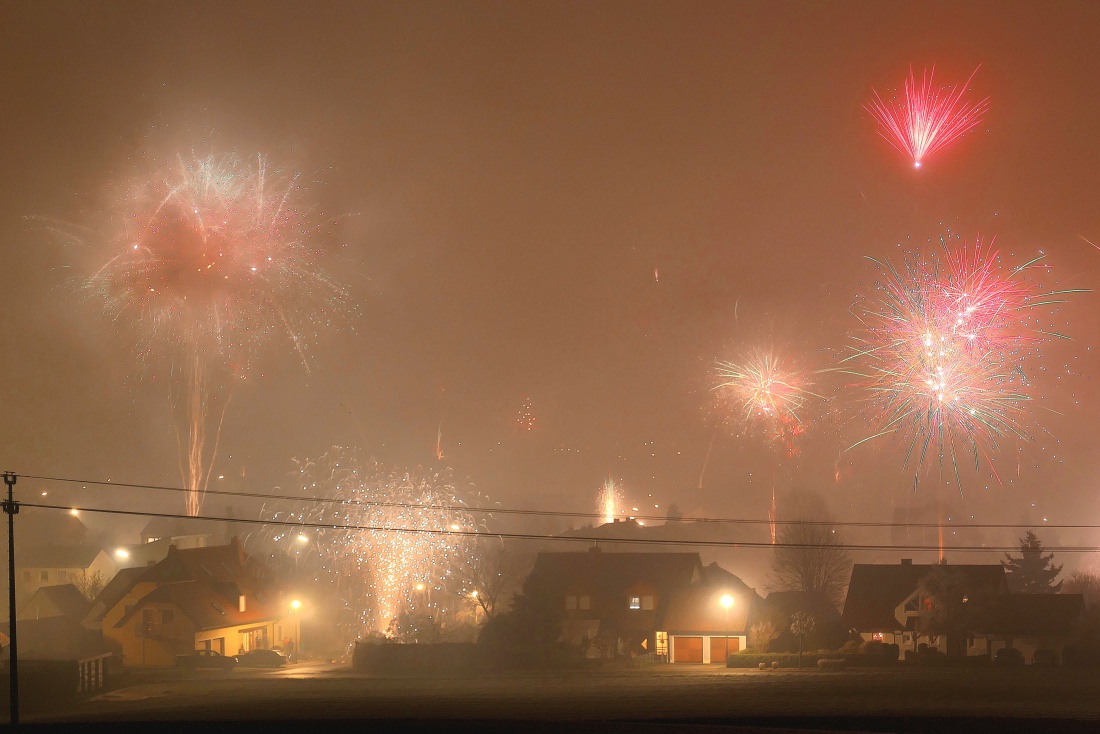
[40,571,49,582]
[161,609,175,625]
[579,595,591,610]
[143,609,154,624]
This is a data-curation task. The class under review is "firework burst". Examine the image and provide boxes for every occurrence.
[866,65,989,169]
[262,448,480,641]
[82,152,350,514]
[714,351,819,455]
[844,237,1083,487]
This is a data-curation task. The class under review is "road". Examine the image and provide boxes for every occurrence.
[27,663,1100,733]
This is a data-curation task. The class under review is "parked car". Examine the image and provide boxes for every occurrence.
[176,649,238,670]
[993,647,1025,668]
[236,649,287,668]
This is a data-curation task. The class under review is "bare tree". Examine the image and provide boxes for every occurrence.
[1064,570,1100,609]
[75,571,105,601]
[749,618,780,653]
[454,538,530,620]
[790,612,816,668]
[771,519,852,608]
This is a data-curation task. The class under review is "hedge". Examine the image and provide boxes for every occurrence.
[726,651,899,668]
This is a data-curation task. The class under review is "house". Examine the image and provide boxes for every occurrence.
[16,545,117,609]
[522,547,759,663]
[661,584,751,663]
[94,538,298,667]
[18,583,91,622]
[842,559,1017,657]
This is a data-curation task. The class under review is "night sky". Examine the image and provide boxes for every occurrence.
[2,1,1100,569]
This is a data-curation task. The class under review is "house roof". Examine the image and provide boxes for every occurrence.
[528,549,702,598]
[113,579,280,631]
[19,544,106,570]
[985,594,1085,637]
[18,583,91,621]
[662,585,751,633]
[842,562,1007,631]
[758,590,842,623]
[84,566,149,627]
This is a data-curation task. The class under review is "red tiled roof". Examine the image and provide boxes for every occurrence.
[114,579,280,631]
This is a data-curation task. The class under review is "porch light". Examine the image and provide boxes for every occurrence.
[720,595,734,609]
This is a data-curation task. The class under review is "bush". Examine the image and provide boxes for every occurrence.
[727,652,822,668]
[859,640,884,655]
[1032,649,1058,667]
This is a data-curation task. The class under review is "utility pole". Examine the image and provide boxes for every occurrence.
[2,472,18,725]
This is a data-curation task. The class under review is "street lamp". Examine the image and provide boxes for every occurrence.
[289,599,301,663]
[719,595,734,663]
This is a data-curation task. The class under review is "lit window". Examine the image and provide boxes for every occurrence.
[565,596,577,610]
[656,631,668,656]
[629,596,641,610]
[579,595,591,610]
[872,632,884,642]
[642,595,655,611]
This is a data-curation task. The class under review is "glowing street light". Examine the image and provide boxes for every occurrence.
[719,594,735,663]
[288,599,302,663]
[114,548,130,560]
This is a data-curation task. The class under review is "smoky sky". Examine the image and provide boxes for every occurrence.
[2,1,1100,564]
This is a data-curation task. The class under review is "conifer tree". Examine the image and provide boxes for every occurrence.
[1002,530,1063,593]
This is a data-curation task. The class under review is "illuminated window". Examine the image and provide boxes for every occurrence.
[579,595,591,610]
[629,596,641,610]
[872,632,884,642]
[656,631,668,656]
[565,596,577,610]
[642,595,655,611]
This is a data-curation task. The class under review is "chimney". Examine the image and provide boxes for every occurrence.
[900,558,912,566]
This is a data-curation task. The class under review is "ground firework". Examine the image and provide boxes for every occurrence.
[866,65,989,169]
[597,477,623,524]
[262,449,480,642]
[82,153,350,514]
[845,237,1082,487]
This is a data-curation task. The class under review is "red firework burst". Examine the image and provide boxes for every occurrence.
[866,65,989,169]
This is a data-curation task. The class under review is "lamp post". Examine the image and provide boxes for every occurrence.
[720,595,734,663]
[289,599,301,663]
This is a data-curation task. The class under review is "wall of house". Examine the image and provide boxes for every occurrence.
[196,619,282,656]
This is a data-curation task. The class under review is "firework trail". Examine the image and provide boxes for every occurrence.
[261,448,480,641]
[843,236,1084,488]
[82,153,350,515]
[597,477,623,524]
[866,65,989,169]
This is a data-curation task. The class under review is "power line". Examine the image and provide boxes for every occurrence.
[22,502,1100,554]
[12,471,1089,531]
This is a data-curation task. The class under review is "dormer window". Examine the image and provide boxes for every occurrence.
[629,596,641,610]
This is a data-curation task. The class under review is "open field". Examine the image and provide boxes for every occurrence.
[25,663,1100,733]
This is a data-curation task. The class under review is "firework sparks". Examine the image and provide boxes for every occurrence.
[82,152,350,515]
[262,448,479,641]
[844,236,1084,486]
[714,351,817,455]
[866,65,989,169]
[597,477,623,524]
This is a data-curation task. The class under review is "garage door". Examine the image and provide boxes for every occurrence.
[673,636,703,663]
[710,636,740,663]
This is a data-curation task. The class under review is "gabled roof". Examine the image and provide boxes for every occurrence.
[84,566,149,627]
[19,545,107,570]
[113,579,280,631]
[842,562,1007,631]
[18,583,91,621]
[528,549,702,598]
[663,585,751,633]
[985,594,1085,637]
